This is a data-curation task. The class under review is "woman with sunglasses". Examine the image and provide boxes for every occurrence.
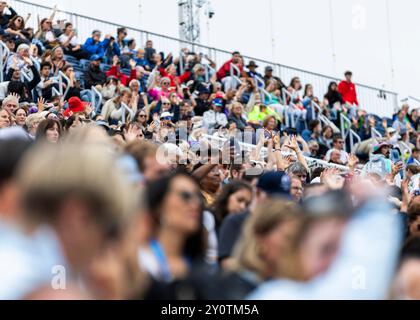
[5,15,26,40]
[139,170,206,283]
[35,18,59,49]
[133,109,148,132]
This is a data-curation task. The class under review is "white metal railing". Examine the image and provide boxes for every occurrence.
[0,41,10,83]
[202,134,351,172]
[282,88,301,128]
[121,102,135,124]
[340,113,362,153]
[51,71,71,102]
[371,127,383,140]
[91,85,103,113]
[230,63,243,88]
[254,75,272,105]
[204,63,215,83]
[310,100,340,133]
[8,0,400,117]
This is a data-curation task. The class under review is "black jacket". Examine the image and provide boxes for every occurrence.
[84,64,106,89]
[0,7,17,28]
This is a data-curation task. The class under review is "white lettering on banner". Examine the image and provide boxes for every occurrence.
[51,265,66,290]
[352,266,366,290]
[352,5,367,30]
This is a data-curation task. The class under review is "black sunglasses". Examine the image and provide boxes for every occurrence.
[177,190,202,204]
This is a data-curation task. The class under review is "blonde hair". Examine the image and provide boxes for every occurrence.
[232,199,303,279]
[18,141,138,237]
[25,113,45,130]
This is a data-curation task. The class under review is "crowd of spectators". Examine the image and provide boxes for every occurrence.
[0,2,419,300]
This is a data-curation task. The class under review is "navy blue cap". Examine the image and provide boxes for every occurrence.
[90,54,102,61]
[257,171,291,196]
[212,98,224,107]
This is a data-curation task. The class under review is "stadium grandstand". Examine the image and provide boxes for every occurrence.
[0,0,418,301]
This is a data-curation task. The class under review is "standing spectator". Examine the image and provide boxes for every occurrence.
[82,30,111,59]
[338,71,359,106]
[393,109,409,133]
[84,55,106,89]
[216,51,243,92]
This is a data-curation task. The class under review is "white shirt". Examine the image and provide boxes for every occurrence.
[325,148,349,164]
[203,110,228,130]
[58,33,79,47]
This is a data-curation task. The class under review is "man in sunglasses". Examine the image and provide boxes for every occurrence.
[325,133,349,165]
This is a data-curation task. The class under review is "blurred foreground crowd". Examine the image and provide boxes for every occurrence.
[0,2,419,300]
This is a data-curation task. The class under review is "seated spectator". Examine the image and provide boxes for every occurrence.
[6,43,32,74]
[325,134,349,164]
[36,61,59,100]
[361,141,393,180]
[263,65,286,92]
[50,46,67,76]
[58,22,89,60]
[302,119,322,142]
[245,60,262,79]
[408,148,420,166]
[393,109,410,133]
[62,64,81,101]
[203,98,228,130]
[0,2,17,29]
[248,104,281,127]
[135,49,148,69]
[84,54,106,89]
[144,39,156,66]
[35,17,60,49]
[106,56,129,86]
[228,102,247,131]
[5,15,26,41]
[82,30,111,60]
[160,63,191,88]
[216,51,243,92]
[324,81,343,108]
[101,88,133,123]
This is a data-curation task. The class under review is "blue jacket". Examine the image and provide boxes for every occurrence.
[82,38,111,57]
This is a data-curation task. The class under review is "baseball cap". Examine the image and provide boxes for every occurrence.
[90,54,102,61]
[160,112,174,119]
[212,98,224,107]
[257,171,291,196]
[265,66,273,72]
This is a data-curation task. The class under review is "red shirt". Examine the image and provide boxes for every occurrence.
[106,66,129,86]
[216,59,244,81]
[338,80,359,106]
[159,68,191,88]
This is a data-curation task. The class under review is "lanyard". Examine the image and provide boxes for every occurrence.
[150,240,173,282]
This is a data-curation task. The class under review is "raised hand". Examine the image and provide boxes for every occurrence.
[129,59,137,70]
[37,97,45,112]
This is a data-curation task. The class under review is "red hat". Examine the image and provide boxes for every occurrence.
[63,97,88,118]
